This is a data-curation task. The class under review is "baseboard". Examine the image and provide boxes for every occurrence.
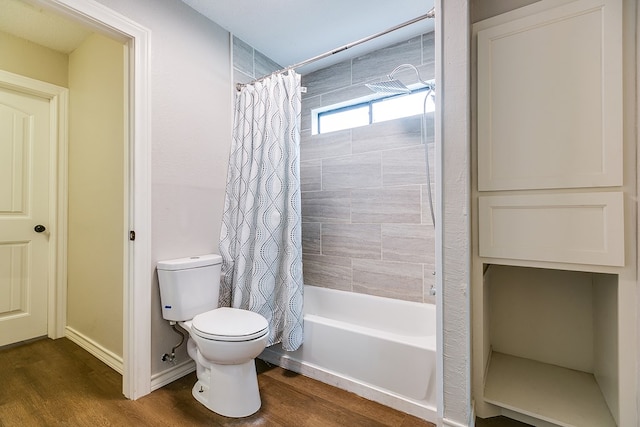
[442,418,471,427]
[65,326,123,374]
[150,360,196,391]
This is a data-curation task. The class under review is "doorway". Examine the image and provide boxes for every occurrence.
[5,0,152,399]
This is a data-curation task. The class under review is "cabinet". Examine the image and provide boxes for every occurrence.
[472,0,635,426]
[476,0,622,192]
[481,266,618,427]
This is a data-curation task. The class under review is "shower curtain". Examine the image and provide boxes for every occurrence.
[219,71,304,351]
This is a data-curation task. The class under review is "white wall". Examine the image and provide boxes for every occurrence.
[439,0,472,425]
[92,0,233,375]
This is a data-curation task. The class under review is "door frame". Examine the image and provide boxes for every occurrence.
[0,70,68,343]
[30,0,152,400]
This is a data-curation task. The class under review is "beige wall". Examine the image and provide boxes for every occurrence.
[67,33,125,357]
[0,31,68,87]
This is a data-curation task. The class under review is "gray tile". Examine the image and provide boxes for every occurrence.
[352,259,423,302]
[234,68,253,86]
[300,129,351,162]
[301,95,322,132]
[422,111,435,144]
[382,224,435,263]
[352,36,422,85]
[320,84,374,108]
[322,152,382,190]
[383,144,428,186]
[301,159,322,192]
[352,187,421,223]
[303,60,352,98]
[322,224,381,259]
[254,49,282,79]
[302,254,352,291]
[421,31,435,79]
[302,222,321,255]
[233,36,254,77]
[352,116,422,154]
[301,190,351,223]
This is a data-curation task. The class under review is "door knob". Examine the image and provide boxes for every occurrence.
[34,224,46,233]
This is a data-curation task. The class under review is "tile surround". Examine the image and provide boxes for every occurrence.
[233,31,437,304]
[299,31,436,304]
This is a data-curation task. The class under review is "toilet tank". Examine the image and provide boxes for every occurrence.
[157,254,222,321]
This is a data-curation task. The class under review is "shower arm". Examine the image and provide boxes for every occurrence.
[387,64,435,91]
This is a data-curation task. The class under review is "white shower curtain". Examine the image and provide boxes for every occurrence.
[219,71,304,351]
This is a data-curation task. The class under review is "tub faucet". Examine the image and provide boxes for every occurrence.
[428,271,437,296]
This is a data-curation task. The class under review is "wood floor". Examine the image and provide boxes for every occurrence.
[0,338,435,426]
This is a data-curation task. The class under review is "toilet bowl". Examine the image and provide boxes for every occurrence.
[156,255,270,418]
[179,308,269,417]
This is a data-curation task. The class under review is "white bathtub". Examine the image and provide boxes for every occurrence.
[259,285,437,422]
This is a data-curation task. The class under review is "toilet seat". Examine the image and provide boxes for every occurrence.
[191,307,269,342]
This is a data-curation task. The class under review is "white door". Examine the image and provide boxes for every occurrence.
[0,86,51,347]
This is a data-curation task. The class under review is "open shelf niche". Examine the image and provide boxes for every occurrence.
[482,265,618,427]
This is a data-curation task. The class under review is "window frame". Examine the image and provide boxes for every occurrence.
[315,86,433,135]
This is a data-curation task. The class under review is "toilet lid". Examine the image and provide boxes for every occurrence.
[191,307,269,342]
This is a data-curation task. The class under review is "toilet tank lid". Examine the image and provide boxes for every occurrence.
[157,254,222,271]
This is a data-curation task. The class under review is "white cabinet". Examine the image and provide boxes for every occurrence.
[478,192,624,266]
[472,0,634,426]
[481,266,618,427]
[477,0,623,192]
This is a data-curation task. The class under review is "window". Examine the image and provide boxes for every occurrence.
[315,87,434,135]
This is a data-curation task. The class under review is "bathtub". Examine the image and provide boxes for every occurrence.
[259,285,437,422]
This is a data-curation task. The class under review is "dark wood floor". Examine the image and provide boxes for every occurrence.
[476,416,531,427]
[0,338,435,426]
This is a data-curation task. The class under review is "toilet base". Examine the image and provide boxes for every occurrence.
[191,359,261,418]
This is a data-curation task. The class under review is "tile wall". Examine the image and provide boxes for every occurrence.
[232,36,282,84]
[232,32,436,304]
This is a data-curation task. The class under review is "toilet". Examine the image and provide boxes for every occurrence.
[157,254,269,418]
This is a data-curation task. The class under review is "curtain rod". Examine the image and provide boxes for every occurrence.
[236,8,435,91]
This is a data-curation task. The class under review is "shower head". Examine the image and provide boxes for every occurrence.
[365,63,431,95]
[365,79,411,94]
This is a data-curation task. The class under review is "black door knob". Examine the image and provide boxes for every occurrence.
[34,225,46,233]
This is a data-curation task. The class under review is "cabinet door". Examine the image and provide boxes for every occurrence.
[477,0,622,191]
[478,192,624,266]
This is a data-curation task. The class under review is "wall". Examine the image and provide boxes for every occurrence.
[67,33,125,357]
[297,32,436,304]
[93,0,233,376]
[0,30,68,86]
[470,0,541,22]
[232,36,282,85]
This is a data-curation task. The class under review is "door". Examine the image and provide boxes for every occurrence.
[0,85,51,347]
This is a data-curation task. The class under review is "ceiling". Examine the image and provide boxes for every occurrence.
[0,0,90,54]
[0,0,434,74]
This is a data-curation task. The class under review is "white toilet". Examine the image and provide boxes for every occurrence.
[157,254,269,418]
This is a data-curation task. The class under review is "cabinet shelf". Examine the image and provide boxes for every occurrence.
[484,352,616,427]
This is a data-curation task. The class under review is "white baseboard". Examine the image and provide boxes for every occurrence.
[150,360,196,391]
[442,418,471,427]
[65,326,123,374]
